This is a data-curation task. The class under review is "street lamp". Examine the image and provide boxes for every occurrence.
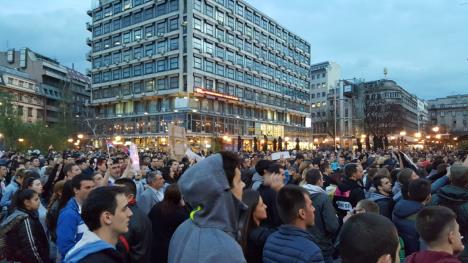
[77,134,84,139]
[415,132,421,138]
[432,126,440,133]
[435,134,441,139]
[18,138,24,143]
[400,131,406,136]
[115,135,122,142]
[67,138,74,143]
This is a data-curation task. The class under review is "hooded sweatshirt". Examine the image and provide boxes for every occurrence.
[392,199,424,256]
[369,191,394,219]
[168,154,247,263]
[405,250,461,263]
[63,230,117,263]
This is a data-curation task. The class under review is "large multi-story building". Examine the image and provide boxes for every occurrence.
[0,48,91,126]
[428,94,468,138]
[87,0,311,150]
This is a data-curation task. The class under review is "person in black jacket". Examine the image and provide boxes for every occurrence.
[369,174,394,219]
[115,178,153,263]
[258,163,285,228]
[333,163,365,224]
[3,189,49,263]
[148,183,189,263]
[63,186,132,263]
[240,189,275,263]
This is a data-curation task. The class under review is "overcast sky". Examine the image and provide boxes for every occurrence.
[0,0,466,100]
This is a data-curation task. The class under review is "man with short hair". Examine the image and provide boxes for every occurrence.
[291,153,304,171]
[0,163,8,200]
[149,157,163,172]
[333,163,366,223]
[108,159,122,184]
[405,206,463,263]
[431,164,468,261]
[63,186,133,263]
[114,178,153,263]
[63,163,82,180]
[263,185,323,263]
[138,171,165,215]
[0,168,26,208]
[30,156,41,174]
[251,159,272,191]
[392,178,431,256]
[57,174,96,257]
[338,213,400,263]
[369,174,395,218]
[77,158,93,177]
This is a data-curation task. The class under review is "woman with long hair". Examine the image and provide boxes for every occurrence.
[2,189,49,262]
[148,183,189,263]
[240,189,273,263]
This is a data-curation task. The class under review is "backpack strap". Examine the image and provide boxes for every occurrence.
[118,235,130,252]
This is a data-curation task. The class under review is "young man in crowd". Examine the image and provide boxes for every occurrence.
[63,186,133,263]
[263,185,324,263]
[338,213,400,263]
[138,171,165,215]
[333,163,366,223]
[0,168,26,208]
[392,178,431,256]
[369,174,394,218]
[57,174,96,258]
[63,163,82,181]
[405,206,464,263]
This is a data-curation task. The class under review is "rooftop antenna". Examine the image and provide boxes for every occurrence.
[383,67,388,79]
[6,40,9,49]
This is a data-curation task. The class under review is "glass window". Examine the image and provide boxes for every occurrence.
[145,43,154,56]
[133,64,143,76]
[156,21,166,33]
[156,40,167,53]
[193,18,202,31]
[169,57,179,69]
[145,80,154,92]
[215,45,225,59]
[157,78,167,90]
[113,69,121,80]
[112,18,121,31]
[194,0,202,11]
[122,15,131,27]
[123,31,132,44]
[216,63,224,76]
[205,4,214,17]
[122,66,131,78]
[193,37,202,50]
[169,76,179,89]
[114,2,122,14]
[134,46,143,59]
[145,62,154,74]
[169,37,179,50]
[227,67,234,79]
[133,81,143,94]
[112,52,121,64]
[168,0,178,12]
[226,33,234,45]
[193,56,202,69]
[156,59,166,72]
[143,8,153,20]
[205,23,214,36]
[169,17,179,31]
[205,60,214,73]
[123,49,132,61]
[134,28,143,41]
[133,11,143,24]
[145,24,154,38]
[205,41,214,55]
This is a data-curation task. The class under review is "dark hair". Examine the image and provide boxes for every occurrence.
[220,151,240,187]
[240,189,261,255]
[344,163,358,178]
[255,160,272,176]
[114,178,137,197]
[267,163,282,174]
[24,170,40,182]
[356,199,380,214]
[58,181,74,211]
[276,185,308,224]
[305,169,322,185]
[166,159,177,166]
[338,213,399,263]
[450,165,468,187]
[13,189,38,211]
[416,206,457,245]
[319,161,330,174]
[295,153,304,161]
[75,158,87,166]
[63,163,78,175]
[408,179,431,202]
[22,176,40,190]
[372,174,389,189]
[397,168,415,184]
[158,184,183,215]
[81,186,127,231]
[71,173,94,191]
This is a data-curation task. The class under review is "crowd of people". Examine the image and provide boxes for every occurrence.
[0,147,467,263]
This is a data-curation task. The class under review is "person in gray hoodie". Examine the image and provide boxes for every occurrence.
[302,168,339,263]
[168,151,247,263]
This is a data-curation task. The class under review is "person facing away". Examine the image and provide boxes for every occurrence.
[57,174,96,258]
[114,178,153,263]
[302,168,339,263]
[337,212,401,263]
[167,151,246,263]
[263,185,324,263]
[63,186,133,263]
[2,189,49,263]
[430,165,468,262]
[405,206,464,263]
[392,178,432,256]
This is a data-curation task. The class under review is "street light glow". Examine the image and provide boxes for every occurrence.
[435,134,441,139]
[67,138,74,143]
[77,134,84,139]
[432,126,440,132]
[400,131,406,136]
[415,132,421,138]
[115,136,122,141]
[18,138,24,142]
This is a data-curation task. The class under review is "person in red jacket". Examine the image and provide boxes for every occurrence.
[405,206,464,263]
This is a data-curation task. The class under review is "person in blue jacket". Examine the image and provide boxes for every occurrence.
[57,174,95,258]
[263,185,324,263]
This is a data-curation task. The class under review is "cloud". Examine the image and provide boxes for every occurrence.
[0,0,466,99]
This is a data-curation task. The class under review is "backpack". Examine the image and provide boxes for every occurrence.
[0,213,28,259]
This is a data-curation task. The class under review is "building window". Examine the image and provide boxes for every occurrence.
[145,44,154,56]
[145,62,154,74]
[156,59,166,72]
[169,57,179,69]
[156,21,167,34]
[145,80,154,92]
[168,17,179,31]
[169,76,179,89]
[193,18,202,31]
[157,78,167,90]
[193,56,202,69]
[193,37,202,51]
[205,23,214,36]
[205,60,214,73]
[169,37,179,50]
[133,64,143,76]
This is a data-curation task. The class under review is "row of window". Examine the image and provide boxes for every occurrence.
[93,37,178,68]
[192,35,308,80]
[93,75,179,99]
[193,56,309,103]
[93,56,179,84]
[93,16,179,53]
[194,0,309,53]
[192,16,309,67]
[93,0,178,24]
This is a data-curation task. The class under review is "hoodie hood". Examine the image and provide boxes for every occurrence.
[405,250,461,263]
[63,230,114,263]
[178,153,246,235]
[393,199,424,218]
[369,192,392,202]
[337,178,362,192]
[0,209,28,229]
[303,184,325,195]
[438,185,468,203]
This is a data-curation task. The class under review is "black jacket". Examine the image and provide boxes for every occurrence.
[117,202,153,263]
[245,227,275,263]
[307,191,340,257]
[259,184,283,228]
[4,208,49,263]
[80,248,126,263]
[148,202,189,263]
[333,177,365,222]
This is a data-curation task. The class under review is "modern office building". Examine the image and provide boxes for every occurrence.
[87,0,311,150]
[428,94,468,138]
[0,48,91,126]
